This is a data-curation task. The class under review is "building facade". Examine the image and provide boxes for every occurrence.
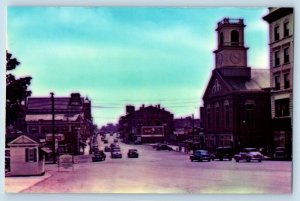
[263,8,293,156]
[202,18,271,150]
[119,105,174,143]
[25,93,93,155]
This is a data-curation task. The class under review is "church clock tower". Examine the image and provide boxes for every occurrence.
[214,18,249,69]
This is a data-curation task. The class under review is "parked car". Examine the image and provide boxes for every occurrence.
[111,150,122,158]
[190,149,212,162]
[92,150,106,162]
[104,146,111,152]
[91,145,99,152]
[128,149,139,158]
[114,139,118,143]
[273,147,289,160]
[234,148,263,162]
[134,140,142,145]
[156,144,173,151]
[211,147,233,161]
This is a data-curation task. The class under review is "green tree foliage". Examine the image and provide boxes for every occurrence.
[6,51,32,127]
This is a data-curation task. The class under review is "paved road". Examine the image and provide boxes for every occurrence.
[22,133,292,193]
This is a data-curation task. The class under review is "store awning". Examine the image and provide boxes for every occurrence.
[40,147,52,154]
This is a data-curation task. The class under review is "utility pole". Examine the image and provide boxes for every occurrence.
[192,114,195,143]
[51,92,56,164]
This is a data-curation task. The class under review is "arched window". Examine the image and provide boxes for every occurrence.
[224,100,230,129]
[231,30,239,46]
[220,32,224,47]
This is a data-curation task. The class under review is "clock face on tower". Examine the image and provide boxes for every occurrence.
[229,52,241,64]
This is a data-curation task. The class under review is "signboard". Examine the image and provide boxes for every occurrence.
[46,134,65,142]
[58,154,74,171]
[141,126,164,137]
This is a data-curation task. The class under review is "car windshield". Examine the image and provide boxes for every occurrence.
[243,148,257,152]
[196,150,208,155]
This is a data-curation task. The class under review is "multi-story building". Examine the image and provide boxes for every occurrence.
[25,93,93,155]
[263,8,293,155]
[202,18,271,150]
[119,105,174,143]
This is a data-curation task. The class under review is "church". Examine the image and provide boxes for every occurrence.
[202,18,271,150]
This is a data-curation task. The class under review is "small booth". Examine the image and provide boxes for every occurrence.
[8,135,50,176]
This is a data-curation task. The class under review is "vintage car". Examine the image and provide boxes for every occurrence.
[156,144,173,151]
[127,149,139,158]
[190,149,212,162]
[234,148,263,162]
[92,150,106,162]
[211,147,234,161]
[273,147,289,160]
[111,150,122,159]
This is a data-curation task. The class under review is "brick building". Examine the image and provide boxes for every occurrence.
[24,93,93,155]
[202,18,271,150]
[263,8,293,156]
[119,105,174,143]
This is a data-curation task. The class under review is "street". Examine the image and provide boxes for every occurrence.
[8,133,291,194]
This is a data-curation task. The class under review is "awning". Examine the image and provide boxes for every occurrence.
[40,147,52,154]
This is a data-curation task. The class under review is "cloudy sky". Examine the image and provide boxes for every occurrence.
[7,7,269,127]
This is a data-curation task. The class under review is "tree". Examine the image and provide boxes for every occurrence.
[6,51,32,128]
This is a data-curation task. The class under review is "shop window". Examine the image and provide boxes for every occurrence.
[275,98,290,117]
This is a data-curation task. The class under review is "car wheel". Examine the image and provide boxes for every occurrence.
[220,158,223,161]
[229,158,232,161]
[246,158,251,162]
[190,159,193,162]
[235,159,239,162]
[258,159,262,162]
[208,159,211,162]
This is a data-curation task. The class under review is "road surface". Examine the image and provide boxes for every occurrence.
[20,133,292,194]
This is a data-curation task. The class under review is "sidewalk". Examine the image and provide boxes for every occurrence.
[5,172,52,193]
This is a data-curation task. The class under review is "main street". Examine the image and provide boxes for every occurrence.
[16,133,291,194]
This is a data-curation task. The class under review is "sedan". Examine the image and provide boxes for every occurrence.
[111,151,122,159]
[92,150,106,162]
[128,149,139,158]
[190,149,212,162]
[156,144,173,151]
[234,148,263,162]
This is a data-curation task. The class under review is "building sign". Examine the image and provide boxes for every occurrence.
[46,134,65,142]
[58,154,74,171]
[141,126,164,137]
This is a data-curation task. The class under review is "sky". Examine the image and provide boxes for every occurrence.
[7,7,269,127]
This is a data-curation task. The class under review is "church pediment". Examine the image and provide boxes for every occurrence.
[203,71,232,100]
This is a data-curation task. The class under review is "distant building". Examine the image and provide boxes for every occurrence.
[263,8,293,156]
[24,93,93,155]
[119,105,174,143]
[202,18,271,150]
[173,117,201,142]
